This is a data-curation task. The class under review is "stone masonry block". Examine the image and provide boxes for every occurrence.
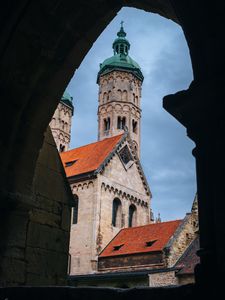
[35,194,63,215]
[29,209,61,228]
[0,257,25,285]
[61,204,71,231]
[26,246,68,277]
[33,164,72,204]
[27,221,69,253]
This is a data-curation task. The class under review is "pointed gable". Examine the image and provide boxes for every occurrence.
[60,134,124,178]
[99,220,182,258]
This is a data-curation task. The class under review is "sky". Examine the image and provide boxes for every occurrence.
[66,7,196,221]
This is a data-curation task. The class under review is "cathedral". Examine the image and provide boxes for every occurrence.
[50,24,198,285]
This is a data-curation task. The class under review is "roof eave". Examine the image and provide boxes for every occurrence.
[99,249,163,259]
[97,66,144,84]
[67,171,97,184]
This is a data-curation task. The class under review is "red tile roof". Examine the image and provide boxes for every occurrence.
[60,134,123,178]
[99,220,182,258]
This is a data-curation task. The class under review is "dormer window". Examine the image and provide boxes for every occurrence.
[113,244,124,251]
[65,160,77,167]
[145,240,157,247]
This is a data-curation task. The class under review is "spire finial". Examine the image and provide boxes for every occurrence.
[117,21,126,38]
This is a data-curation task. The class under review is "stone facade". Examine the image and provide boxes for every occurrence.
[50,98,73,152]
[98,71,142,157]
[164,196,198,267]
[149,271,178,287]
[68,138,151,275]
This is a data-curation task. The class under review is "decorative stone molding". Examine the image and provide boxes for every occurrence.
[72,181,94,193]
[101,182,148,207]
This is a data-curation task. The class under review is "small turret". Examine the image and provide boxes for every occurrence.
[50,91,74,152]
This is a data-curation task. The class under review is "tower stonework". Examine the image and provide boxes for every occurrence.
[50,91,74,152]
[60,25,152,276]
[97,23,144,157]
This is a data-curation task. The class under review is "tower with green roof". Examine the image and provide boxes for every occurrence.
[97,22,144,157]
[50,91,74,152]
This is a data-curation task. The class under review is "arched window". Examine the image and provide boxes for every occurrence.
[135,96,139,106]
[122,90,128,101]
[117,116,126,130]
[112,198,122,227]
[107,117,110,130]
[129,204,137,227]
[117,89,122,101]
[103,92,107,103]
[122,117,126,129]
[104,117,110,132]
[59,144,65,152]
[132,120,138,133]
[108,90,111,101]
[117,116,121,129]
[72,194,79,224]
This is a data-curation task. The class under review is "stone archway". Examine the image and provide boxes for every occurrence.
[0,0,225,290]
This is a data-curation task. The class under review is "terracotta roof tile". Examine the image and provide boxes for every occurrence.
[99,220,182,258]
[60,134,123,178]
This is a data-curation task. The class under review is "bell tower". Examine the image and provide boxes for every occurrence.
[97,22,144,157]
[50,91,74,152]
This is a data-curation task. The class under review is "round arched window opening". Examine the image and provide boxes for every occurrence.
[112,198,122,227]
[129,204,137,227]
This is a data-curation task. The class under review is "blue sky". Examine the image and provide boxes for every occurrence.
[66,7,196,221]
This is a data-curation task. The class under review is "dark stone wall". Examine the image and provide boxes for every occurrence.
[98,252,163,270]
[0,127,73,286]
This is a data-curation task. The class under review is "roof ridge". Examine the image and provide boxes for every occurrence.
[62,134,124,154]
[120,219,182,231]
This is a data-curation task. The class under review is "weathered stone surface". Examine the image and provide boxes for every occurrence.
[0,210,28,249]
[29,209,61,228]
[26,246,68,277]
[0,258,26,286]
[149,271,178,287]
[61,204,72,231]
[2,246,25,260]
[35,195,63,215]
[27,221,69,253]
[33,165,71,204]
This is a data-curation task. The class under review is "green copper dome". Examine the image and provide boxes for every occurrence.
[97,22,144,83]
[61,91,74,113]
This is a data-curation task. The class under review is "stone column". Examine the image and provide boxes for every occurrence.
[163,80,225,288]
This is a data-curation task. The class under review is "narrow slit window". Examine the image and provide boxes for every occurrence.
[72,195,79,224]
